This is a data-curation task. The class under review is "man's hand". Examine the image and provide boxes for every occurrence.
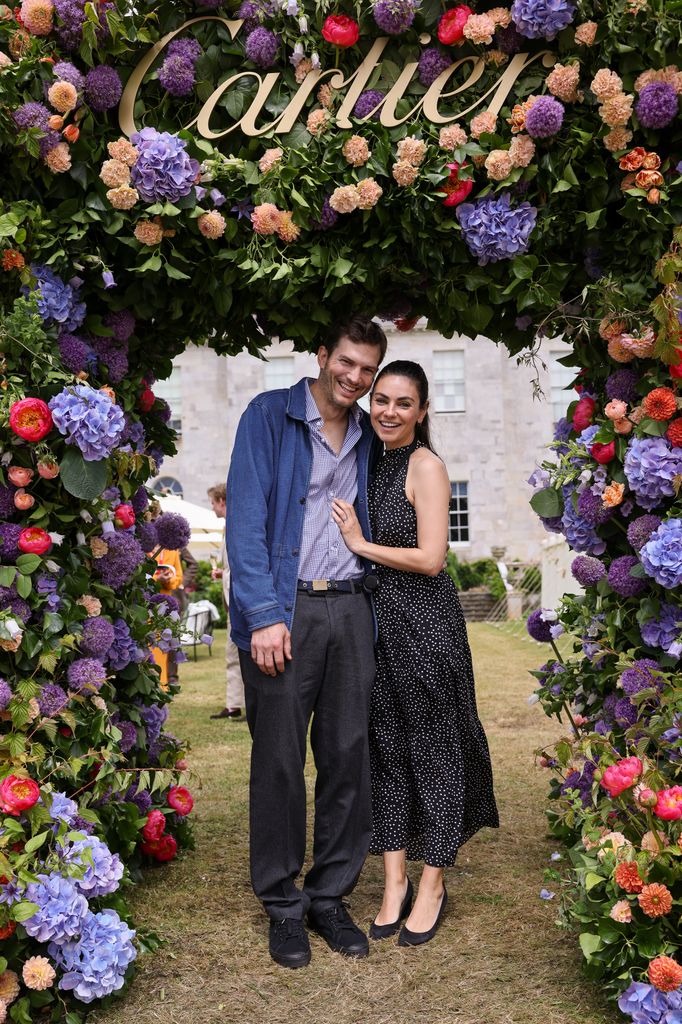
[251,622,292,677]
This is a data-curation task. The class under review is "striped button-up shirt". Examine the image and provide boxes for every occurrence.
[298,380,364,581]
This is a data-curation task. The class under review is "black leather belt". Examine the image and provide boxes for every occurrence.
[297,576,378,594]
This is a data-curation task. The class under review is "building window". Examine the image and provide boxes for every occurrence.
[449,482,469,544]
[153,368,183,435]
[152,476,183,498]
[549,351,576,423]
[264,356,296,392]
[433,350,465,413]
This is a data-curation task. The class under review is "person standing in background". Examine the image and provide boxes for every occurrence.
[207,483,244,720]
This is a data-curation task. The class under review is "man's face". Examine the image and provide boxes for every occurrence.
[211,496,226,519]
[316,336,381,411]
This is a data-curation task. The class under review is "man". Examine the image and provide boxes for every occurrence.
[226,315,387,969]
[207,483,244,720]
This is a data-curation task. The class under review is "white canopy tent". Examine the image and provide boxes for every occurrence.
[158,495,224,560]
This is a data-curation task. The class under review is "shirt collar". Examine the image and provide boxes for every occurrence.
[305,378,363,427]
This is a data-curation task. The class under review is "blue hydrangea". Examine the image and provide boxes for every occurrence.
[60,836,124,897]
[511,0,576,40]
[48,791,79,827]
[130,127,199,204]
[49,385,126,461]
[49,908,137,1003]
[456,194,537,266]
[618,980,682,1023]
[624,437,682,511]
[136,701,168,743]
[107,618,146,670]
[24,873,88,943]
[561,487,606,555]
[640,602,682,657]
[25,265,86,332]
[640,519,682,589]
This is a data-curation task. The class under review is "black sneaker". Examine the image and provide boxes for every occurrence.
[268,917,311,969]
[308,902,369,959]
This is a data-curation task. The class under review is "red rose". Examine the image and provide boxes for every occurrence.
[139,387,156,412]
[9,397,53,442]
[154,834,177,862]
[142,808,166,842]
[442,162,474,207]
[572,395,596,432]
[18,527,51,555]
[590,441,616,464]
[0,774,40,816]
[114,504,136,529]
[321,14,359,47]
[437,5,473,45]
[167,785,193,816]
[394,316,420,333]
[0,922,16,940]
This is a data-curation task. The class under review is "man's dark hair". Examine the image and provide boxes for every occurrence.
[324,315,388,363]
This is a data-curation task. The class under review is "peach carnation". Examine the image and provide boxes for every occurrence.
[107,138,139,166]
[99,159,130,188]
[485,149,513,181]
[294,58,313,84]
[609,899,632,923]
[329,185,359,214]
[258,147,283,174]
[638,882,673,918]
[134,219,164,246]
[198,210,226,239]
[604,127,633,152]
[507,97,535,134]
[439,124,467,149]
[392,160,418,186]
[635,66,682,95]
[462,12,495,44]
[276,211,300,243]
[106,186,138,210]
[547,63,581,103]
[317,83,334,109]
[649,955,682,993]
[77,594,102,615]
[643,386,677,421]
[470,111,497,139]
[90,537,108,558]
[355,177,383,210]
[599,92,634,128]
[509,134,535,168]
[44,142,71,173]
[641,830,670,855]
[307,108,330,136]
[22,957,55,991]
[0,52,12,69]
[47,80,78,113]
[591,68,623,100]
[484,49,509,67]
[21,0,53,35]
[397,136,427,166]
[487,7,512,27]
[251,202,282,234]
[619,326,655,358]
[342,135,371,167]
[0,1000,6,1023]
[0,972,18,1004]
[602,482,625,508]
[574,20,597,45]
[613,860,644,893]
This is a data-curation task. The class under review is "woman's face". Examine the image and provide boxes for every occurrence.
[370,375,426,449]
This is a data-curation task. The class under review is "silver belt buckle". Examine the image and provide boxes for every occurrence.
[312,579,328,592]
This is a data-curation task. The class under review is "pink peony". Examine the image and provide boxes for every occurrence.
[600,756,643,798]
[653,786,682,821]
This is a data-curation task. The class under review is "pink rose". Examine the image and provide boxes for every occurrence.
[605,399,627,420]
[7,466,34,487]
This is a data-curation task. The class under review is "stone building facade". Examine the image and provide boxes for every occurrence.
[152,325,574,563]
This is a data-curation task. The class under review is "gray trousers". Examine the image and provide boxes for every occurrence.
[239,590,375,920]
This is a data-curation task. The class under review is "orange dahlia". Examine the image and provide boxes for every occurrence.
[666,417,682,447]
[643,387,677,421]
[649,955,682,993]
[1,249,24,271]
[614,861,644,893]
[638,883,673,918]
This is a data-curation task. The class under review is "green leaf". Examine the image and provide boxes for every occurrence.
[59,448,108,501]
[15,574,31,599]
[164,264,191,281]
[0,567,16,588]
[12,900,39,922]
[530,487,562,518]
[579,932,603,960]
[23,832,49,855]
[42,612,64,637]
[16,554,41,575]
[584,871,604,892]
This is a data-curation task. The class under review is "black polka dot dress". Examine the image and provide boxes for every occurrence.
[368,441,499,866]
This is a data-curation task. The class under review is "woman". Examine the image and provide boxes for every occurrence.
[331,360,498,947]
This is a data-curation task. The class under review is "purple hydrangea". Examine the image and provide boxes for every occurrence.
[102,309,135,342]
[0,486,17,521]
[58,332,95,374]
[137,701,168,743]
[353,90,385,121]
[85,65,122,112]
[130,127,199,204]
[125,782,152,813]
[456,194,537,266]
[67,658,107,694]
[0,522,23,564]
[167,37,204,64]
[627,514,662,552]
[38,684,69,717]
[525,96,565,138]
[641,602,682,656]
[107,617,146,670]
[314,197,339,230]
[561,489,606,555]
[0,583,31,622]
[49,909,136,1003]
[576,489,612,527]
[48,791,78,826]
[624,437,682,511]
[618,982,682,1023]
[26,265,86,332]
[527,608,554,642]
[49,384,126,461]
[158,54,195,96]
[244,27,279,68]
[614,697,638,728]
[131,487,149,516]
[91,336,129,384]
[12,101,61,157]
[605,368,639,404]
[80,616,116,658]
[24,873,88,943]
[54,0,113,51]
[640,519,682,589]
[560,760,595,806]
[0,679,11,711]
[60,835,124,897]
[636,82,678,130]
[418,47,451,87]
[155,512,191,550]
[116,719,137,753]
[511,0,576,40]
[607,555,647,597]
[120,418,146,455]
[496,22,524,52]
[95,534,146,591]
[138,521,159,553]
[149,591,181,614]
[372,0,419,35]
[620,659,660,696]
[571,555,606,587]
[540,515,563,533]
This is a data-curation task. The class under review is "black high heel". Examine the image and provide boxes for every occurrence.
[369,878,413,940]
[398,886,448,947]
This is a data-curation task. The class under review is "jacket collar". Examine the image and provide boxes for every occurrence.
[287,376,368,431]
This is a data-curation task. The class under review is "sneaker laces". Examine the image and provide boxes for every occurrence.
[319,902,357,938]
[273,917,306,941]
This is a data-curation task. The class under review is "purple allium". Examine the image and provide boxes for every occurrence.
[418,47,451,87]
[495,21,524,52]
[627,514,662,552]
[24,873,88,943]
[91,336,128,384]
[58,332,94,374]
[313,198,339,230]
[131,487,149,516]
[527,608,554,642]
[158,54,195,97]
[148,591,181,614]
[38,684,69,717]
[130,127,199,204]
[620,659,660,696]
[167,37,204,64]
[49,384,126,461]
[372,0,419,35]
[0,584,31,622]
[525,96,565,138]
[138,521,159,553]
[624,437,682,511]
[67,658,107,694]
[607,555,647,597]
[511,0,576,40]
[0,679,11,711]
[107,617,146,670]
[244,27,279,68]
[353,90,385,121]
[52,60,85,94]
[571,554,606,587]
[61,835,123,897]
[49,908,136,1003]
[84,65,122,112]
[605,368,639,404]
[155,511,191,550]
[137,701,168,743]
[0,486,17,521]
[237,0,261,31]
[102,309,135,342]
[576,489,613,526]
[12,100,60,155]
[640,519,682,589]
[636,82,678,130]
[94,533,146,591]
[0,522,23,564]
[457,193,537,266]
[80,617,116,659]
[26,265,86,332]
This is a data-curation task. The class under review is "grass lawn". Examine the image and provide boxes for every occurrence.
[91,625,618,1024]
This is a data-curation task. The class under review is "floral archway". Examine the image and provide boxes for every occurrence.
[0,0,681,1019]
